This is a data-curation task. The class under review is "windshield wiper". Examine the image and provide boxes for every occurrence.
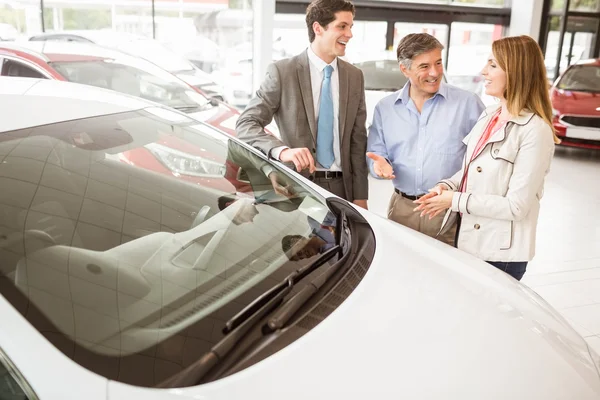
[264,213,351,332]
[156,212,349,388]
[156,243,342,388]
[223,243,342,334]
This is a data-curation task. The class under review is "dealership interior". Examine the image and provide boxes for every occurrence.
[1,0,600,396]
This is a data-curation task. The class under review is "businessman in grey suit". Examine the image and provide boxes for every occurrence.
[235,0,368,209]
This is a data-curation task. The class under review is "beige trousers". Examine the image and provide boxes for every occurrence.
[387,192,456,246]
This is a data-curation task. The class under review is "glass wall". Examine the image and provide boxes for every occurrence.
[447,22,503,94]
[0,0,42,38]
[543,0,600,81]
[394,22,449,63]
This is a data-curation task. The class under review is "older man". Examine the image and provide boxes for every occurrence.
[366,33,485,244]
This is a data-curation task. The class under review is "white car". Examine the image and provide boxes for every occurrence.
[1,77,600,400]
[23,30,225,101]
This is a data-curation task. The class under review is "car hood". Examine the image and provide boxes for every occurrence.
[552,88,600,115]
[108,204,600,399]
[176,71,215,87]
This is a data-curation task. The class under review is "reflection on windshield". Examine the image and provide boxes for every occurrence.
[51,60,205,109]
[558,65,600,92]
[0,108,335,387]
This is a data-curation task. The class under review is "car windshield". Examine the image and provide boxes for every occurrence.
[51,59,207,109]
[0,107,337,387]
[557,65,600,92]
[355,60,408,91]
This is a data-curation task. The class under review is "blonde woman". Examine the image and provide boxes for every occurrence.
[414,35,560,281]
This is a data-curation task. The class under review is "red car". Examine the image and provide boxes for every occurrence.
[0,41,256,192]
[0,41,241,137]
[550,58,600,149]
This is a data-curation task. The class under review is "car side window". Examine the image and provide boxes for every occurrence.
[0,350,36,400]
[1,59,46,79]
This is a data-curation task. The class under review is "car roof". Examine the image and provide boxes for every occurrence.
[29,30,148,45]
[574,58,600,67]
[0,77,151,132]
[0,42,49,63]
[0,40,131,63]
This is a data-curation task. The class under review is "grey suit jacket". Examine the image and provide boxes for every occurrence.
[235,50,368,202]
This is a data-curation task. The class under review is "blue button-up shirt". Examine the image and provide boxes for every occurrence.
[367,82,485,195]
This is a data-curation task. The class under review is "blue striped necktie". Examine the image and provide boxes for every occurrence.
[316,65,335,169]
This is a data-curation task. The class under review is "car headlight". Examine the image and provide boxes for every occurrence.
[146,143,225,178]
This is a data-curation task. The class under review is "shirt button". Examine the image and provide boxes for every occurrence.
[474,224,481,230]
[476,166,482,173]
[494,149,499,155]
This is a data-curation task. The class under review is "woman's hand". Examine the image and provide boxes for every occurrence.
[413,189,453,219]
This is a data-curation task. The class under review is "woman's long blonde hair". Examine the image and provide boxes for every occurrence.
[492,35,560,144]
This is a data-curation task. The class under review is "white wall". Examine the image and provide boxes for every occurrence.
[509,0,545,41]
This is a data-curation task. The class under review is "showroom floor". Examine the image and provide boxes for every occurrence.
[366,146,600,353]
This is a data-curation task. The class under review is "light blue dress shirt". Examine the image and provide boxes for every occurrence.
[367,82,485,196]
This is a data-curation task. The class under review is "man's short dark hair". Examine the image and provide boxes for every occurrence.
[217,194,237,211]
[305,0,355,43]
[282,234,304,259]
[396,33,444,69]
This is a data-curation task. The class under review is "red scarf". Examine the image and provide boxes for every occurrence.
[460,110,506,192]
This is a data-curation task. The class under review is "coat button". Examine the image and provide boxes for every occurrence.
[474,224,480,230]
[476,166,482,173]
[494,149,499,155]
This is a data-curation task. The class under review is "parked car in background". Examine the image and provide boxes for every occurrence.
[161,34,222,74]
[23,30,225,100]
[550,58,600,150]
[2,76,600,400]
[211,42,290,109]
[0,41,240,136]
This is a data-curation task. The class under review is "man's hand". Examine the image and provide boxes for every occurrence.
[269,171,297,198]
[366,152,395,179]
[280,148,316,173]
[353,199,368,210]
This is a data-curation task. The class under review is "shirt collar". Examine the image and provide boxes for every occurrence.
[396,80,448,104]
[307,45,338,72]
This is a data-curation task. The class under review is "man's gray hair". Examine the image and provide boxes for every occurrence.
[396,33,444,69]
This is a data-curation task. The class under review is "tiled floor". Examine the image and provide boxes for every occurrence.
[366,145,600,353]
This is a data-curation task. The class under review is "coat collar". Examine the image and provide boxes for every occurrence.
[480,104,536,126]
[471,104,535,147]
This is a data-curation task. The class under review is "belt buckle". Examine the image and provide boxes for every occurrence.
[324,171,333,180]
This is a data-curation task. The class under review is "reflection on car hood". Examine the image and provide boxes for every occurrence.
[187,105,239,136]
[109,204,600,399]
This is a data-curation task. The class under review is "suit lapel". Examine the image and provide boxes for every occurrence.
[338,60,348,142]
[297,51,317,143]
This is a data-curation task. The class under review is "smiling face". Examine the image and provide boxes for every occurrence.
[481,53,507,99]
[400,48,444,97]
[311,11,354,63]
